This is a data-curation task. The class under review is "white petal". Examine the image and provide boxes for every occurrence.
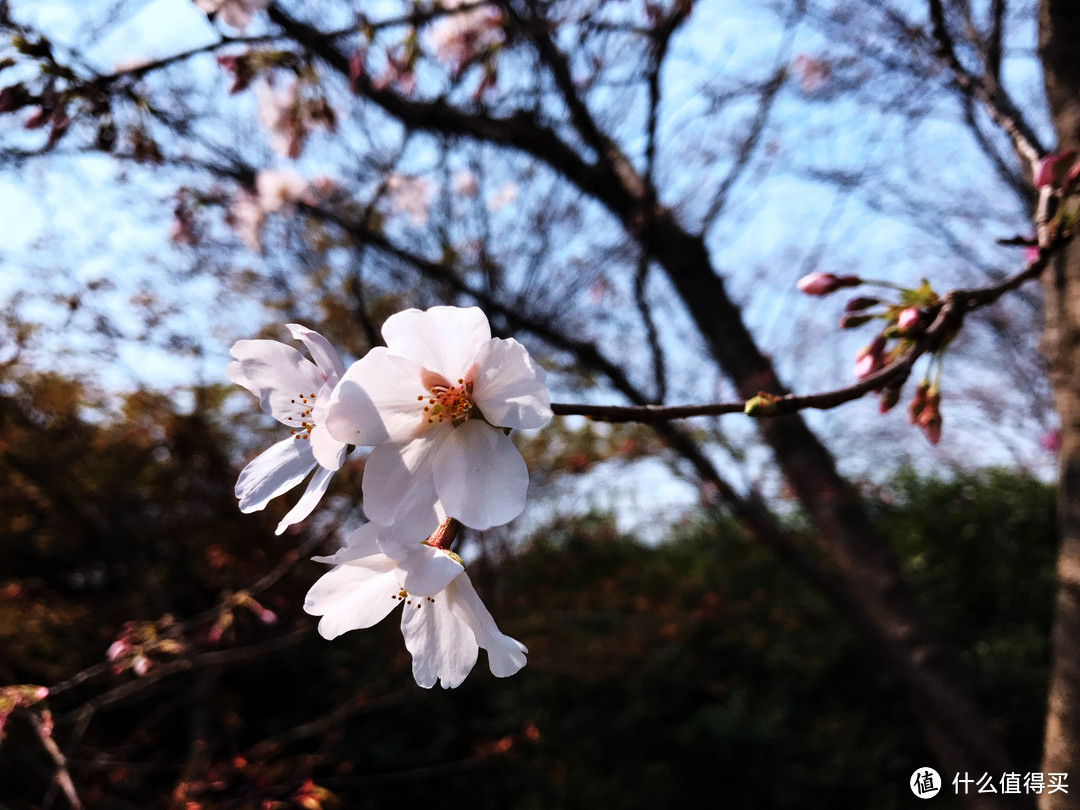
[235,437,316,513]
[447,573,527,678]
[312,523,382,565]
[309,424,345,471]
[362,434,445,534]
[227,339,326,423]
[304,557,400,639]
[470,338,553,430]
[324,348,427,445]
[275,464,335,535]
[286,324,346,380]
[396,544,465,597]
[381,306,491,381]
[400,587,479,688]
[433,421,529,529]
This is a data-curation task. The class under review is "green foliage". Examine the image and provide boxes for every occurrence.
[0,372,1056,808]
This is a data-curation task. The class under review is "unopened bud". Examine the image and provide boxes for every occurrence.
[1035,151,1078,189]
[840,314,874,329]
[744,391,781,417]
[896,307,921,332]
[106,640,129,661]
[916,387,942,445]
[854,336,887,380]
[908,380,930,424]
[845,296,880,312]
[878,385,901,414]
[796,272,862,296]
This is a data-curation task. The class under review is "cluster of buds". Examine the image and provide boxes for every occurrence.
[207,590,278,644]
[0,684,49,742]
[798,271,947,445]
[106,615,189,677]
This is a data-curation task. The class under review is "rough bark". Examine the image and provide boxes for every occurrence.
[1039,4,1080,808]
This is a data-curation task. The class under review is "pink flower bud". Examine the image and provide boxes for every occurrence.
[917,388,942,445]
[107,640,129,661]
[1035,151,1077,189]
[1042,430,1063,453]
[854,335,886,380]
[34,686,49,701]
[908,381,929,424]
[1025,245,1040,264]
[897,307,921,332]
[797,272,861,296]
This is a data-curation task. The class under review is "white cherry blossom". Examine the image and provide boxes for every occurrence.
[304,521,527,688]
[325,306,551,534]
[227,325,348,534]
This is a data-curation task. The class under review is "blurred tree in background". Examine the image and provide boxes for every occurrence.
[0,363,1058,806]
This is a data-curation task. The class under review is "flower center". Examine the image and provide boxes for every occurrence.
[391,589,436,609]
[286,391,318,440]
[419,378,473,426]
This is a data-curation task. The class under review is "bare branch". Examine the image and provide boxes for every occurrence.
[553,242,1062,423]
[926,0,1044,170]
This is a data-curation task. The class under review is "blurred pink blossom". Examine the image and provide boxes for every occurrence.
[256,168,311,213]
[453,169,479,197]
[427,0,504,74]
[385,173,433,226]
[1042,430,1063,453]
[486,182,519,212]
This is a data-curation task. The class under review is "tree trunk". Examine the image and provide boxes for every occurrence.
[1039,5,1080,807]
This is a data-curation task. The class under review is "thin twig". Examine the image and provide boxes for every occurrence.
[30,712,83,810]
[926,0,1043,171]
[553,243,1062,423]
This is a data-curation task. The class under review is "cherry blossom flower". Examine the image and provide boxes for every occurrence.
[304,521,527,688]
[256,168,311,213]
[485,182,519,213]
[228,325,348,534]
[225,190,266,251]
[194,0,269,33]
[384,173,433,226]
[325,306,551,534]
[427,0,504,74]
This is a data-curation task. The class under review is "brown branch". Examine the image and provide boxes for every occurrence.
[554,243,1060,423]
[927,0,1044,170]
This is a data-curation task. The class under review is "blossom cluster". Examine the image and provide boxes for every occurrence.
[228,307,552,687]
[796,272,947,445]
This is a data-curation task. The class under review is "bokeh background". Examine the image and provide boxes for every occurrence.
[0,0,1060,806]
